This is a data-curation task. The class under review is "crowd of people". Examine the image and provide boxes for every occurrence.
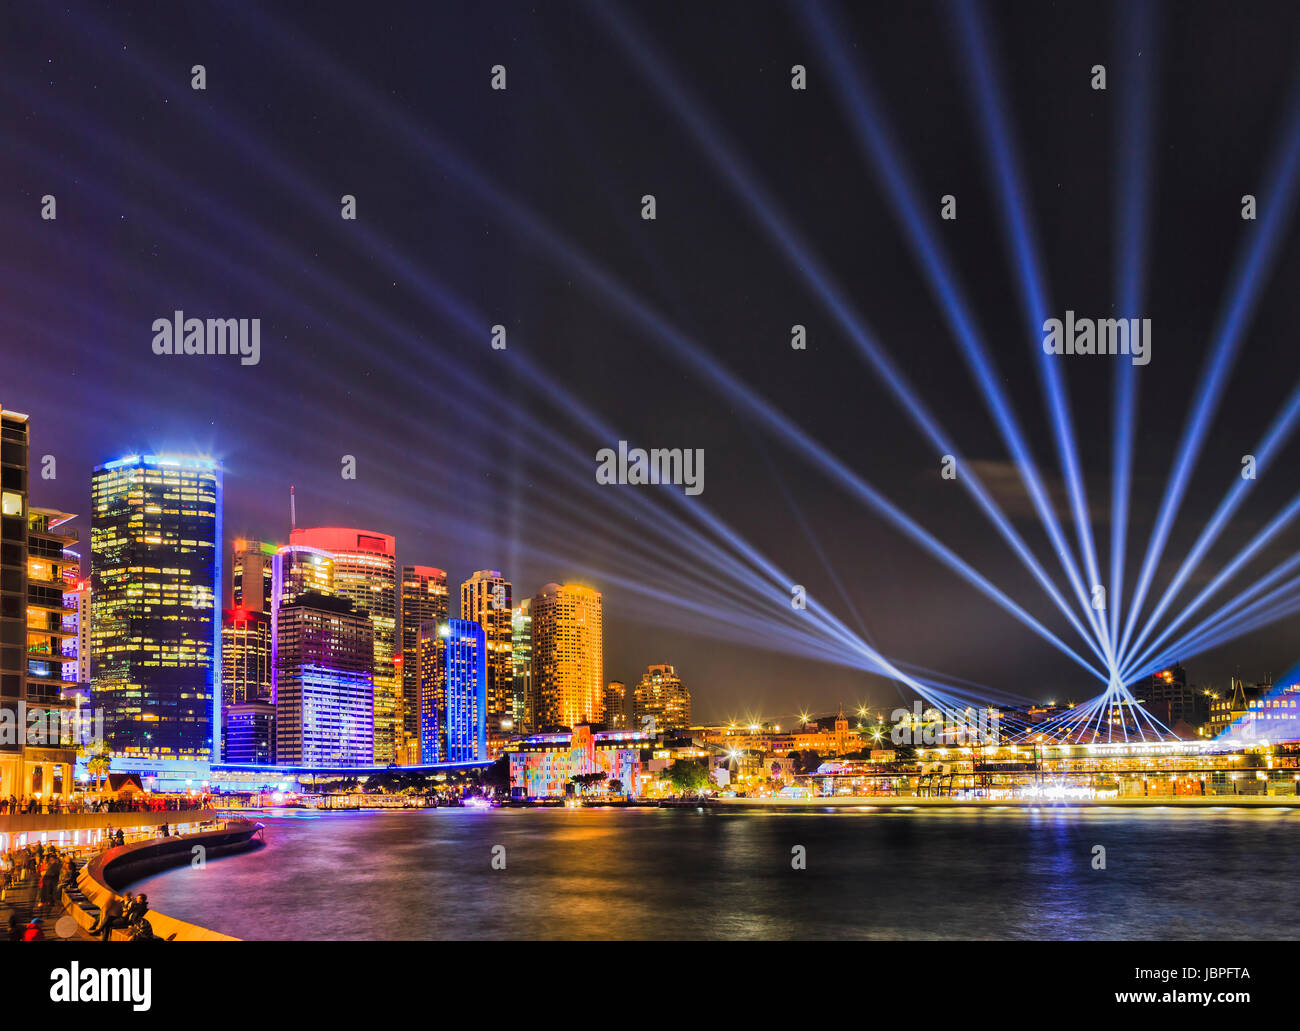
[1,840,82,939]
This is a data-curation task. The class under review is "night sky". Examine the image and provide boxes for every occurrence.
[6,1,1300,722]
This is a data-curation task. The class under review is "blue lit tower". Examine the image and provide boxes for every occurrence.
[418,618,486,764]
[90,454,223,759]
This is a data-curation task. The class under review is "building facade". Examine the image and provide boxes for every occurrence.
[400,565,448,765]
[418,618,487,764]
[274,593,374,766]
[90,453,222,760]
[531,583,603,731]
[604,680,628,729]
[292,528,398,763]
[508,724,647,799]
[633,664,690,732]
[0,406,81,800]
[459,570,513,754]
[512,600,532,734]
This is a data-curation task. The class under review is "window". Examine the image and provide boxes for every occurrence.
[1,492,21,517]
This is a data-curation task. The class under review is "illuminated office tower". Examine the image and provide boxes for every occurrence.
[604,680,628,729]
[531,583,603,730]
[90,454,222,760]
[270,545,334,705]
[275,593,374,766]
[221,609,272,760]
[232,538,277,613]
[417,620,446,764]
[400,565,448,764]
[511,600,532,733]
[633,664,691,732]
[459,570,512,753]
[417,618,486,764]
[292,528,398,763]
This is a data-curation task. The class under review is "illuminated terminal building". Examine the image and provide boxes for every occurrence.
[292,528,399,764]
[90,453,222,761]
[418,618,487,764]
[508,724,648,799]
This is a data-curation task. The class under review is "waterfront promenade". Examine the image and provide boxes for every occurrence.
[710,795,1300,809]
[2,816,262,941]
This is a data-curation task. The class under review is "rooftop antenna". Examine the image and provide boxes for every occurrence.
[290,484,296,531]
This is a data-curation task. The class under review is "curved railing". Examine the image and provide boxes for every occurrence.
[69,818,264,941]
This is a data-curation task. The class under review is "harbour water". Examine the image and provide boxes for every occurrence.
[130,807,1300,939]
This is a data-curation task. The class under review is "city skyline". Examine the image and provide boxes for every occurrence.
[8,1,1300,724]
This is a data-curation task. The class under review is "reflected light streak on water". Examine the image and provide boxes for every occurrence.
[129,808,1300,940]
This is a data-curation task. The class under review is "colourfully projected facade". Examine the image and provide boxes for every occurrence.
[90,453,222,760]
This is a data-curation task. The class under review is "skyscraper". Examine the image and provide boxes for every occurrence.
[223,538,277,761]
[418,618,486,764]
[633,664,691,732]
[400,565,448,765]
[90,453,222,759]
[221,609,272,760]
[232,538,276,613]
[292,528,398,763]
[604,680,628,729]
[512,600,532,733]
[531,583,603,730]
[459,570,513,753]
[275,593,374,766]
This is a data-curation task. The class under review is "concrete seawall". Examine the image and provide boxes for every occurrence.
[70,819,264,941]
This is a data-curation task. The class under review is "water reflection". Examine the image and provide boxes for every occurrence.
[129,808,1300,940]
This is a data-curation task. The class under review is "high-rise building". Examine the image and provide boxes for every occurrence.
[90,453,222,760]
[62,579,91,689]
[222,538,277,761]
[0,406,26,799]
[21,505,80,798]
[531,583,603,730]
[418,618,487,764]
[291,528,398,763]
[633,664,690,732]
[221,609,272,760]
[604,680,628,729]
[223,698,275,764]
[400,565,448,765]
[274,593,374,766]
[459,570,513,753]
[512,600,532,733]
[232,538,277,613]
